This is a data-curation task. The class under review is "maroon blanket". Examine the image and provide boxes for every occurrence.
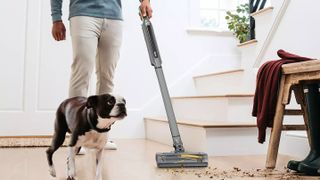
[252,49,312,143]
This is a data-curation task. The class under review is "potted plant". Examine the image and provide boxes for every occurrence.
[225,4,250,43]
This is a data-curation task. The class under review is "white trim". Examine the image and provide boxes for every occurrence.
[186,27,233,36]
[253,0,292,67]
[22,0,30,112]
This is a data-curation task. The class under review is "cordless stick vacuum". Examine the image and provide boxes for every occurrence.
[139,8,208,168]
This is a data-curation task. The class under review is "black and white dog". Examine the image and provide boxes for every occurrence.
[46,94,127,180]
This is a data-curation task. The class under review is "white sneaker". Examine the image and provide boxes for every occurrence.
[104,140,117,150]
[76,140,117,155]
[77,147,86,155]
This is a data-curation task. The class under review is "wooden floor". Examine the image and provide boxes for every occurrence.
[0,139,317,180]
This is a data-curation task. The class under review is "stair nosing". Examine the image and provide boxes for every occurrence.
[193,69,244,79]
[237,39,258,47]
[144,117,256,128]
[171,94,254,99]
[145,117,305,129]
[250,6,274,17]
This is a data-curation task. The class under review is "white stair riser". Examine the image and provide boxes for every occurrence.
[194,70,256,95]
[145,119,270,155]
[194,71,245,95]
[192,56,241,76]
[206,128,269,155]
[253,9,274,42]
[172,97,254,122]
[145,120,207,152]
[240,44,259,69]
[172,98,228,121]
[227,97,256,122]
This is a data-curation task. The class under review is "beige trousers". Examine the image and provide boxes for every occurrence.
[69,16,123,97]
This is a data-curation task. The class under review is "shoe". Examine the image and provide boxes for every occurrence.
[76,140,117,155]
[298,159,320,176]
[287,83,320,173]
[77,147,86,155]
[287,151,319,171]
[104,140,117,150]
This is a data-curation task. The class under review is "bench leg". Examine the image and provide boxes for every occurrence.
[265,76,286,169]
[266,105,285,169]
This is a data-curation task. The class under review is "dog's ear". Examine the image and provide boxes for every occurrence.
[86,95,98,108]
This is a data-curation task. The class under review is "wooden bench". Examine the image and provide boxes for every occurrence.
[266,60,320,169]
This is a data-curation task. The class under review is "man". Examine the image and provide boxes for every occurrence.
[50,0,152,152]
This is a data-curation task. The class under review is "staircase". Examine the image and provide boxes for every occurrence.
[144,4,275,156]
[144,0,314,157]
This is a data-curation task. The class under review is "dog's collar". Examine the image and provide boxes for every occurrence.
[86,108,111,133]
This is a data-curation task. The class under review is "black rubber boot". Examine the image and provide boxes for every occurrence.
[295,83,320,175]
[287,151,319,172]
[287,83,320,174]
[298,159,320,175]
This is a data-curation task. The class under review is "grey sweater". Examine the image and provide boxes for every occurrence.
[51,0,122,22]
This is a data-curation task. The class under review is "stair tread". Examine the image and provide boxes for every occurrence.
[237,39,258,47]
[145,116,305,129]
[145,116,256,128]
[251,6,274,17]
[193,69,244,79]
[172,94,254,99]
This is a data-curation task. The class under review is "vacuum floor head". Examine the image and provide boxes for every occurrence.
[156,152,208,168]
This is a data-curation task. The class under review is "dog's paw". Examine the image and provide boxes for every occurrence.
[67,176,75,180]
[49,166,56,177]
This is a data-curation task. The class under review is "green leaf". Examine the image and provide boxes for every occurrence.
[224,3,250,43]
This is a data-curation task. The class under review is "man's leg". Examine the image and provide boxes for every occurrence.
[95,18,122,94]
[69,16,101,97]
[96,18,123,150]
[69,16,101,154]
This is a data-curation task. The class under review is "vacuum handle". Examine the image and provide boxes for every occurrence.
[141,17,162,67]
[139,0,159,62]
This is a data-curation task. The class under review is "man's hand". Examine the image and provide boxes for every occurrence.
[139,0,153,18]
[52,21,66,41]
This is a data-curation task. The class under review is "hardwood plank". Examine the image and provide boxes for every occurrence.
[0,139,317,180]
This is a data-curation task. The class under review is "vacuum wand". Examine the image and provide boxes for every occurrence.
[140,14,208,168]
[141,17,184,152]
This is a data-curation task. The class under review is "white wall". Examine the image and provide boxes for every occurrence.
[0,0,239,138]
[260,0,320,64]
